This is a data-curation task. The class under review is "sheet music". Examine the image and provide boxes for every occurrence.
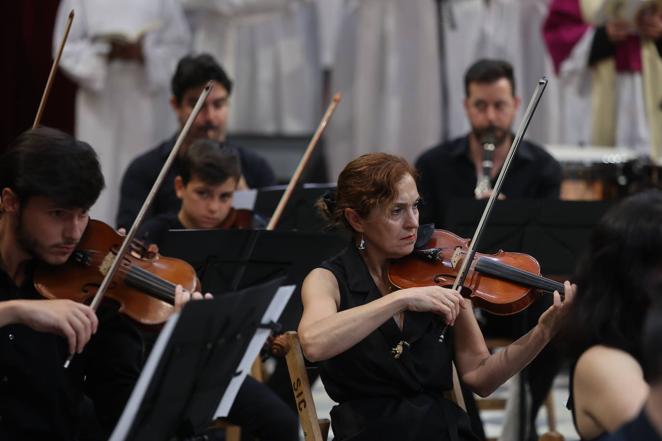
[214,285,295,417]
[109,311,181,441]
[232,189,258,210]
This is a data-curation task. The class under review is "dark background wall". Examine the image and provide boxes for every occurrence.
[1,0,76,154]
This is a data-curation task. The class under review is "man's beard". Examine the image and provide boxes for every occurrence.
[15,211,74,263]
[192,123,222,141]
[472,125,509,146]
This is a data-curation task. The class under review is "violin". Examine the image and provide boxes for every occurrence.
[219,207,254,229]
[388,228,564,316]
[34,219,199,327]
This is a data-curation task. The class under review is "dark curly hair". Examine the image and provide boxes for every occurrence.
[317,153,417,231]
[0,127,104,210]
[562,190,662,363]
[171,53,233,105]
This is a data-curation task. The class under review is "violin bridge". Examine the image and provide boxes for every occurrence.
[451,247,463,269]
[99,252,115,276]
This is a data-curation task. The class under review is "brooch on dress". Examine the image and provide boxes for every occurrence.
[391,340,410,359]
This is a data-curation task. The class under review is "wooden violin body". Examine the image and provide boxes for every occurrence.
[388,229,563,315]
[219,207,254,229]
[34,219,199,326]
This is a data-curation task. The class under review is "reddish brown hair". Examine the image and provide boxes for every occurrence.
[318,153,417,229]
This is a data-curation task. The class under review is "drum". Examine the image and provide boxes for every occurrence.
[546,145,636,200]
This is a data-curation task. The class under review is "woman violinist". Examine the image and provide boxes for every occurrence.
[562,190,662,441]
[298,152,575,441]
[0,127,206,440]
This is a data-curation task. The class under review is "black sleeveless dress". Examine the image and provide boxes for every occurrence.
[318,246,478,441]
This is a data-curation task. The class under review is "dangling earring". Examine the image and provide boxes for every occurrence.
[358,234,366,251]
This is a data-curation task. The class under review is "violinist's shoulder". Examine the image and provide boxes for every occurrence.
[575,345,643,392]
[574,345,648,430]
[303,267,338,291]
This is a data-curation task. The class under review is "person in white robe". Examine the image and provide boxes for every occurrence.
[441,0,559,145]
[53,0,191,224]
[181,0,321,135]
[325,0,442,179]
[544,0,662,157]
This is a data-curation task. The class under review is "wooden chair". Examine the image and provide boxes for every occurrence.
[276,331,330,441]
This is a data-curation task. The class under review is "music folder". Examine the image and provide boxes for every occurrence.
[109,277,294,441]
[159,228,347,331]
[441,198,612,277]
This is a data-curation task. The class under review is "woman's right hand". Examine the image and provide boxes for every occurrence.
[397,286,467,326]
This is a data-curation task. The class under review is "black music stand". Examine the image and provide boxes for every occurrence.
[109,277,288,441]
[441,199,612,277]
[159,229,347,330]
[252,183,337,232]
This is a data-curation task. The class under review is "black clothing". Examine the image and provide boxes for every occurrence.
[416,135,562,441]
[415,136,562,227]
[117,136,276,229]
[137,212,264,247]
[137,215,299,441]
[0,262,143,441]
[606,408,661,441]
[318,245,478,441]
[138,212,185,247]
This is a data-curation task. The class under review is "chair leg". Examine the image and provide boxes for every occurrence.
[225,425,241,441]
[544,392,557,433]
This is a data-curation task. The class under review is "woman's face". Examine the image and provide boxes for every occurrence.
[361,173,420,259]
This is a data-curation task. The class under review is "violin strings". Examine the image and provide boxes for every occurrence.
[79,249,177,302]
[125,266,177,301]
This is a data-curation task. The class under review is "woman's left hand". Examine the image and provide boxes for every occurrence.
[537,280,576,338]
[174,284,213,313]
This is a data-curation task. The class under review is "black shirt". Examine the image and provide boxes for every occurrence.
[415,136,562,226]
[318,246,478,441]
[116,136,276,229]
[606,408,662,441]
[0,263,143,441]
[138,213,185,249]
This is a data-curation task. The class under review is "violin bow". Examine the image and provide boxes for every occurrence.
[266,93,342,230]
[440,77,549,342]
[64,82,214,368]
[441,78,548,412]
[228,93,341,292]
[33,9,74,128]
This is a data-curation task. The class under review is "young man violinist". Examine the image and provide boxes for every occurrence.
[138,139,254,246]
[0,127,204,440]
[117,53,277,230]
[137,138,299,441]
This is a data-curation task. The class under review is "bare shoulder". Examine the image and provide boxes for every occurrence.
[574,345,648,433]
[302,268,340,306]
[575,345,643,382]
